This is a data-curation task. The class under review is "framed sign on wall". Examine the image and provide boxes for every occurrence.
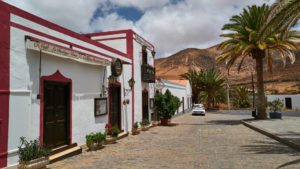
[94,98,108,116]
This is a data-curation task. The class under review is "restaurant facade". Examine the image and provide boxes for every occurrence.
[0,1,155,168]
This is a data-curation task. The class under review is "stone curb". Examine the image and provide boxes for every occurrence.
[241,120,300,152]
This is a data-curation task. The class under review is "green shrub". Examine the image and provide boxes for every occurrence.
[133,122,139,129]
[233,86,250,108]
[268,99,284,113]
[17,137,50,162]
[154,89,181,119]
[140,119,150,126]
[86,132,106,147]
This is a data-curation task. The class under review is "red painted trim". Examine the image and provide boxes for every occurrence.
[132,32,155,50]
[40,70,72,146]
[28,36,111,62]
[142,88,148,93]
[85,30,131,37]
[11,23,131,63]
[94,37,126,41]
[85,29,155,51]
[0,4,10,168]
[0,1,129,58]
[126,32,135,126]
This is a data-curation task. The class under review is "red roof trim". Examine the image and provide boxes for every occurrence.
[0,1,128,58]
[11,23,130,63]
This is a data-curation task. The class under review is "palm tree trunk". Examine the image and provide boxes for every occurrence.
[255,56,267,119]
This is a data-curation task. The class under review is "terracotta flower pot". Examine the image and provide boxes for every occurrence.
[104,135,117,145]
[18,157,49,169]
[141,125,149,131]
[160,118,169,126]
[131,128,140,135]
[88,142,103,151]
[152,121,158,126]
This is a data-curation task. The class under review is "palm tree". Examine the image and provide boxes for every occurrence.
[198,68,226,109]
[217,3,300,119]
[180,69,201,104]
[233,86,250,108]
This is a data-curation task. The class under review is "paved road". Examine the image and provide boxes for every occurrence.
[48,112,300,169]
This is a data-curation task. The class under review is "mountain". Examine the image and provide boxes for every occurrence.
[155,44,300,94]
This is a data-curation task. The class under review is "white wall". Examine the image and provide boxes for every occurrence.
[267,95,300,109]
[8,20,123,167]
[100,39,127,54]
[161,80,192,114]
[133,40,155,123]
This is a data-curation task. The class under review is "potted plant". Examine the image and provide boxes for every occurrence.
[131,122,140,135]
[104,123,119,144]
[17,137,50,169]
[86,132,106,151]
[140,119,150,131]
[268,98,284,119]
[154,89,181,125]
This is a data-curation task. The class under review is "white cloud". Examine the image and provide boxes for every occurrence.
[91,13,134,31]
[3,0,283,59]
[109,0,171,11]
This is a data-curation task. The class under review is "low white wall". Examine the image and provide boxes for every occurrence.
[267,95,300,109]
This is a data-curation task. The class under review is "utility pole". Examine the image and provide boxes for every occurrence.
[226,73,230,110]
[251,72,255,108]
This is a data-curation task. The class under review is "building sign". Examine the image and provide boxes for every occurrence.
[111,58,123,77]
[141,64,155,83]
[95,98,108,116]
[26,38,111,66]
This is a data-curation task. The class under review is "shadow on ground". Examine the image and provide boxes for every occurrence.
[276,158,300,168]
[241,140,299,155]
[206,119,241,125]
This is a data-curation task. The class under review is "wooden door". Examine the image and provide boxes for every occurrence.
[109,85,121,129]
[142,91,149,120]
[44,81,70,149]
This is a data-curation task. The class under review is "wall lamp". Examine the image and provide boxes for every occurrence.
[124,78,135,96]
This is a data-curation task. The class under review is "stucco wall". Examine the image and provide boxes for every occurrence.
[133,40,155,123]
[267,95,300,109]
[7,14,132,167]
[161,80,192,115]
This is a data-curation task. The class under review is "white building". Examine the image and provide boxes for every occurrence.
[160,79,192,115]
[0,2,155,168]
[267,94,300,110]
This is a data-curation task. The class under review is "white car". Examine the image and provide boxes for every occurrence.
[192,104,206,116]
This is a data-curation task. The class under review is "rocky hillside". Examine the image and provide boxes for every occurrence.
[155,44,300,94]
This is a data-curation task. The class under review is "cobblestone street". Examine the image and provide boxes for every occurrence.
[48,112,300,169]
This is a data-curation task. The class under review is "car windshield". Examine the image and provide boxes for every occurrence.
[194,105,203,108]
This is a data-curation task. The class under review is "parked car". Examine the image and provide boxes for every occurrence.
[192,104,206,116]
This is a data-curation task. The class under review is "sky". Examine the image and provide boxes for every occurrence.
[3,0,298,59]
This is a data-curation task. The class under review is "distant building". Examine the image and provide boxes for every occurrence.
[159,79,192,115]
[267,94,300,109]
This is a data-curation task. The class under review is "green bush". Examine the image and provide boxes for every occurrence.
[133,122,139,129]
[268,99,284,113]
[18,137,50,162]
[154,89,181,119]
[86,132,106,147]
[233,86,250,108]
[140,119,150,126]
